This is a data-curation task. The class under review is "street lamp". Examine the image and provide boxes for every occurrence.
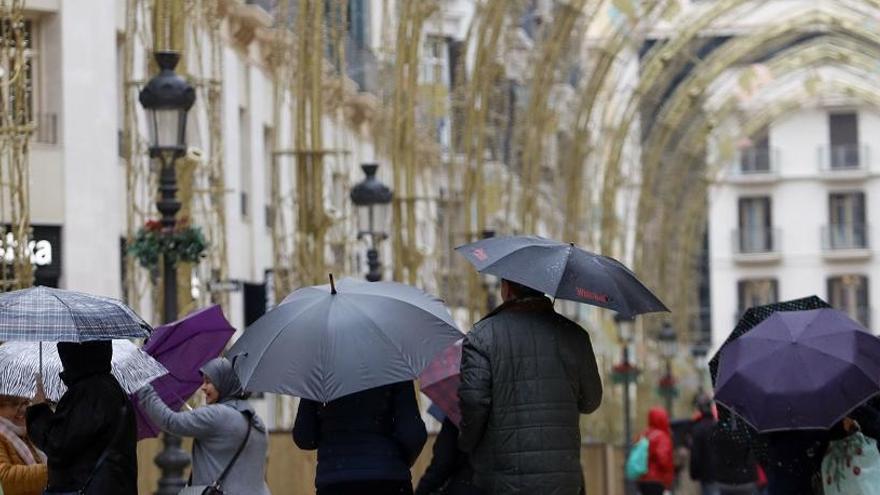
[658,321,679,417]
[139,50,195,495]
[690,340,711,395]
[614,313,637,495]
[350,163,393,281]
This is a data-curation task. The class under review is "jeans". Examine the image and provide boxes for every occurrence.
[318,480,414,495]
[636,482,666,495]
[701,482,720,495]
[718,483,758,495]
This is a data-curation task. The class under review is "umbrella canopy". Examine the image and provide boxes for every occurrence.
[230,277,463,403]
[455,235,668,317]
[419,339,463,426]
[0,340,167,402]
[135,305,236,439]
[708,296,832,465]
[0,286,151,342]
[714,308,880,432]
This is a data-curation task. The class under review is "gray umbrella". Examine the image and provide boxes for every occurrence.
[456,235,668,317]
[0,340,167,402]
[0,286,151,341]
[229,277,463,402]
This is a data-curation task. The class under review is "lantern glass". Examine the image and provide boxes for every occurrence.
[617,318,634,344]
[373,201,391,236]
[355,204,372,236]
[149,108,187,150]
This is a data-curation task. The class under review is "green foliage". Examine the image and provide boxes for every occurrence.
[128,219,208,269]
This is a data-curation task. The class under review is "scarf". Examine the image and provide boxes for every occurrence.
[0,416,46,465]
[200,357,266,433]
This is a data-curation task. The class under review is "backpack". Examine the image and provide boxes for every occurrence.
[626,437,650,480]
[821,432,880,495]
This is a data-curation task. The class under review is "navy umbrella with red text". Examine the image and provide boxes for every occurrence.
[455,235,668,317]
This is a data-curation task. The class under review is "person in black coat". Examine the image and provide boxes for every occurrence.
[415,418,483,495]
[293,381,427,495]
[27,341,137,495]
[688,400,718,494]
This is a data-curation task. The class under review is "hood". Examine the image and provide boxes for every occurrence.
[200,357,263,432]
[57,341,112,386]
[648,406,671,432]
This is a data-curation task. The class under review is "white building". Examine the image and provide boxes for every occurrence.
[710,105,880,342]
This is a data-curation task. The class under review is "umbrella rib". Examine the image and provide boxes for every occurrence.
[550,244,574,298]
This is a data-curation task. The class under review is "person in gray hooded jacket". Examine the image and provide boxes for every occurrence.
[138,357,270,495]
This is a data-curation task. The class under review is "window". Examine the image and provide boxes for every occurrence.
[827,192,867,249]
[420,36,449,86]
[737,279,778,313]
[0,18,38,124]
[828,275,870,327]
[829,112,859,169]
[737,197,773,253]
[740,130,771,173]
[239,107,251,220]
[263,125,274,229]
[347,0,369,49]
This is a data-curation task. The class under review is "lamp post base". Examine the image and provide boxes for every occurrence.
[154,433,189,495]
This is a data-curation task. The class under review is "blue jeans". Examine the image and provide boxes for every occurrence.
[701,482,720,495]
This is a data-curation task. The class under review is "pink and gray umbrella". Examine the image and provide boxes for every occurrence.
[135,305,236,439]
[419,339,463,426]
[229,277,463,403]
[714,308,880,433]
[455,235,668,317]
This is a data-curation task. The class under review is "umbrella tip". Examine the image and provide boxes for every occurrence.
[329,274,337,295]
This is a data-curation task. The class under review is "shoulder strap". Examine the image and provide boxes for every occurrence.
[213,411,253,488]
[81,402,129,493]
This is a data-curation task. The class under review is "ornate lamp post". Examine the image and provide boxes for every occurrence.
[690,339,711,395]
[657,321,679,417]
[613,313,638,495]
[139,50,195,495]
[350,163,393,281]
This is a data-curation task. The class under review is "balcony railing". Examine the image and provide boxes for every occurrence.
[819,144,870,172]
[733,227,779,255]
[736,147,778,175]
[823,224,870,250]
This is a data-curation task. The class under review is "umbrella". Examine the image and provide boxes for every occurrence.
[135,305,236,439]
[230,276,463,403]
[709,296,832,464]
[714,308,880,432]
[455,235,668,317]
[0,286,151,342]
[419,339,463,426]
[0,340,167,402]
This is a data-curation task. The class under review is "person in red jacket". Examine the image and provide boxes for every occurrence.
[637,407,675,495]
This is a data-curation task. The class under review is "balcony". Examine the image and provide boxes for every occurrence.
[732,227,781,263]
[822,224,871,261]
[818,144,871,179]
[727,147,780,184]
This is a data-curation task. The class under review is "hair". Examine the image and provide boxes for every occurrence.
[503,279,544,299]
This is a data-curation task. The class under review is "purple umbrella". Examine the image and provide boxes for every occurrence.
[715,308,880,433]
[134,305,236,439]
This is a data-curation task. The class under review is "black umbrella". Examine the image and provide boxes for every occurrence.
[455,235,668,317]
[709,296,831,465]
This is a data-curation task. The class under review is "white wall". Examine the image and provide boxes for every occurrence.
[58,0,123,297]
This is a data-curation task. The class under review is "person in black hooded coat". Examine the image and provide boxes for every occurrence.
[26,341,137,495]
[414,418,483,495]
